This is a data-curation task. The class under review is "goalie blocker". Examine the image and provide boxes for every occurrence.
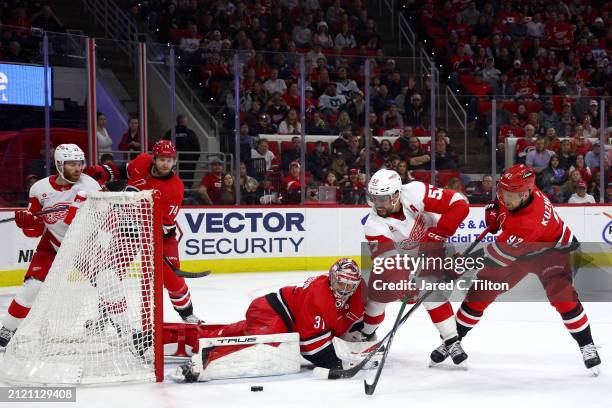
[163,259,382,382]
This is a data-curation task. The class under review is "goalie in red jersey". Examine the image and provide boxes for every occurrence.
[160,259,382,382]
[86,140,201,323]
[430,164,601,373]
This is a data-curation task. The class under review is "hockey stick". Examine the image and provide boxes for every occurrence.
[363,226,492,395]
[164,257,211,278]
[0,206,69,224]
[313,227,491,382]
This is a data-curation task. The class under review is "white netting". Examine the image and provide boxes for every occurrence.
[2,191,160,385]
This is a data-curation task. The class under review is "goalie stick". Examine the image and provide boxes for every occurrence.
[0,206,69,224]
[163,257,211,278]
[313,226,491,385]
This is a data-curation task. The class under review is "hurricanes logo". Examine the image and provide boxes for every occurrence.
[42,203,69,224]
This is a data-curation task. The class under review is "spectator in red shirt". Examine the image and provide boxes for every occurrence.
[118,116,150,160]
[513,70,539,99]
[198,158,224,205]
[499,113,526,143]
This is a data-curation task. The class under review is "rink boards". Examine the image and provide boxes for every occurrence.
[0,205,611,286]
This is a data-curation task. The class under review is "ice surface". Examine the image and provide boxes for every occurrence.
[1,270,610,408]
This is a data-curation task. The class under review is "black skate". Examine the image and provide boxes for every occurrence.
[429,336,467,367]
[580,343,601,376]
[0,326,15,348]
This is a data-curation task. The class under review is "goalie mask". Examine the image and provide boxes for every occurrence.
[329,258,362,308]
[54,144,85,184]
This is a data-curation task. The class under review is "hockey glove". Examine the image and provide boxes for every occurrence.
[484,201,502,234]
[15,210,39,229]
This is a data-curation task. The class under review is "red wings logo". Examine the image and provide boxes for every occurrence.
[42,203,69,224]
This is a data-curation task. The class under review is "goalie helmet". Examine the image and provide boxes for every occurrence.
[329,258,361,308]
[54,144,85,184]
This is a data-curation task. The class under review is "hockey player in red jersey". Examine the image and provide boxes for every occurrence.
[86,140,200,323]
[430,164,601,372]
[0,144,101,347]
[356,168,470,365]
[166,259,377,381]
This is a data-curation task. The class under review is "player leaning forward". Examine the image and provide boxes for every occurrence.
[431,164,601,372]
[0,144,101,347]
[85,140,201,324]
[170,259,379,381]
[357,168,471,365]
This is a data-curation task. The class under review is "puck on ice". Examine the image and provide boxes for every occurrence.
[251,386,263,392]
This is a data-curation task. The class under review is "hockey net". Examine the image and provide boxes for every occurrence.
[2,191,164,385]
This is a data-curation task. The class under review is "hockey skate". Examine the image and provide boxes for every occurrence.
[429,336,468,367]
[580,343,601,376]
[0,326,15,348]
[181,313,204,324]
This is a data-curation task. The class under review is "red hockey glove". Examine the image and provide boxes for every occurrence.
[84,163,119,184]
[484,201,502,234]
[15,210,38,229]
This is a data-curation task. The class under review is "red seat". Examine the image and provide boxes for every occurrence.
[411,171,433,184]
[281,141,294,154]
[459,74,474,89]
[267,141,280,158]
[437,170,461,188]
[306,141,329,154]
[502,101,519,113]
[427,27,446,37]
[434,38,449,50]
[478,100,492,115]
[169,28,190,44]
[524,101,542,113]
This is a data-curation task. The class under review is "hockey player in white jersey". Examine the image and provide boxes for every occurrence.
[351,169,470,365]
[0,144,100,347]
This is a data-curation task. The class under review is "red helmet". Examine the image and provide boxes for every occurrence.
[152,140,177,158]
[498,164,535,192]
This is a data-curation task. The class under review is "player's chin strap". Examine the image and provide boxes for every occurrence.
[55,162,77,185]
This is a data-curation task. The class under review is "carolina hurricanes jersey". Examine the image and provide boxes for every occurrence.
[126,153,184,228]
[364,181,469,258]
[28,174,101,250]
[484,188,575,267]
[274,275,365,357]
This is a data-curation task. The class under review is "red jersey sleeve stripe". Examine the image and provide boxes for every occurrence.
[365,234,394,243]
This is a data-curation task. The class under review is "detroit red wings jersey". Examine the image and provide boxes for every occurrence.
[484,188,575,267]
[126,153,184,228]
[364,181,468,258]
[28,174,101,250]
[276,275,365,356]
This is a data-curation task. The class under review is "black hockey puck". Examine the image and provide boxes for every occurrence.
[251,386,264,392]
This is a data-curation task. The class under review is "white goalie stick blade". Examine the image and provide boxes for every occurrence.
[313,366,332,379]
[164,257,211,278]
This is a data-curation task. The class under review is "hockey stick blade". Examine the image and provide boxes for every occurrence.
[163,257,211,278]
[0,206,69,224]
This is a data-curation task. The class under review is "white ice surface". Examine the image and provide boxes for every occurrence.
[1,270,610,408]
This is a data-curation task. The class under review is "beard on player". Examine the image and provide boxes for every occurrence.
[369,191,400,217]
[59,161,83,184]
[152,156,175,177]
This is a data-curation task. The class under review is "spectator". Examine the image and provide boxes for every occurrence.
[252,113,276,136]
[266,92,290,127]
[372,85,393,116]
[570,126,593,157]
[340,168,366,204]
[308,140,331,181]
[263,68,287,95]
[374,139,394,169]
[96,113,113,154]
[381,104,404,135]
[405,93,427,128]
[568,181,596,204]
[278,109,301,135]
[318,83,347,115]
[405,136,431,170]
[434,138,459,171]
[216,173,236,205]
[118,116,144,160]
[333,111,353,134]
[256,177,282,205]
[539,100,560,133]
[306,43,326,67]
[470,175,494,204]
[239,123,258,151]
[283,161,302,204]
[292,18,313,47]
[515,125,538,164]
[198,158,224,205]
[281,136,301,171]
[163,114,201,183]
[479,57,501,89]
[334,22,356,49]
[561,170,584,202]
[569,154,593,184]
[539,155,566,200]
[26,140,56,183]
[393,126,414,156]
[557,139,576,171]
[330,152,348,179]
[585,142,604,170]
[306,110,332,135]
[239,162,257,192]
[313,21,334,48]
[331,129,352,156]
[335,67,360,96]
[344,135,361,168]
[526,138,554,174]
[445,177,466,198]
[251,138,276,172]
[396,161,412,184]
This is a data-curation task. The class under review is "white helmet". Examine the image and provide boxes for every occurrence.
[367,169,402,197]
[55,144,85,184]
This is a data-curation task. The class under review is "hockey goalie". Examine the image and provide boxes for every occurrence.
[162,259,382,382]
